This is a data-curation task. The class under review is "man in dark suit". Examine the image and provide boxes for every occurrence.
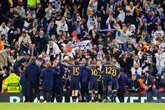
[51,59,64,103]
[117,73,129,103]
[25,56,41,102]
[40,62,55,102]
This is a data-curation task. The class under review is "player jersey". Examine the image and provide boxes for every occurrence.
[70,65,82,82]
[102,62,120,79]
[97,72,102,82]
[89,66,99,80]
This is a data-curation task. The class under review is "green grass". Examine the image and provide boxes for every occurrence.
[0,103,165,110]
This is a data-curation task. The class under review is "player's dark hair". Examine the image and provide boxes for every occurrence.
[145,70,150,74]
[111,55,116,59]
[105,55,111,61]
[74,60,79,65]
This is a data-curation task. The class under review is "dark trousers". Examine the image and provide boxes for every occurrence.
[117,89,125,103]
[27,85,40,102]
[43,91,52,102]
[51,87,63,102]
[81,82,89,102]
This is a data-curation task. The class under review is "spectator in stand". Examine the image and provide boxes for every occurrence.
[55,17,68,35]
[144,71,157,94]
[12,11,24,30]
[18,31,32,54]
[14,2,26,18]
[131,64,142,77]
[0,46,11,67]
[27,43,39,56]
[128,74,140,93]
[0,22,10,39]
[155,49,165,75]
[27,0,41,10]
[45,2,55,21]
[46,39,61,56]
[37,29,48,54]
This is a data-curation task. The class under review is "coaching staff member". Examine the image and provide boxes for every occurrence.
[117,72,129,103]
[25,56,41,102]
[41,62,55,102]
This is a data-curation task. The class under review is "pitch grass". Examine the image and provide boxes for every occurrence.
[0,103,165,110]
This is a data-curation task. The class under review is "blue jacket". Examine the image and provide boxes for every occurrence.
[24,62,41,87]
[81,67,90,83]
[59,63,67,77]
[52,65,62,89]
[13,58,27,72]
[41,67,55,91]
[118,73,129,90]
[20,74,29,95]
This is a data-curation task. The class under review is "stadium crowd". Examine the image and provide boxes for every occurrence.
[0,0,165,102]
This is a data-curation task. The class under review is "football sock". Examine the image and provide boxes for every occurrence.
[94,93,98,101]
[89,93,92,101]
[103,89,107,99]
[108,90,112,100]
[112,92,117,102]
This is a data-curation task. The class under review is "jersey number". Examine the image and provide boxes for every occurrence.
[98,74,102,81]
[92,69,98,76]
[73,68,80,76]
[105,67,117,76]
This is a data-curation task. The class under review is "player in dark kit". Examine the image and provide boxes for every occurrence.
[70,60,82,102]
[102,56,117,102]
[88,61,99,102]
[111,56,120,102]
[97,66,103,102]
[102,56,113,102]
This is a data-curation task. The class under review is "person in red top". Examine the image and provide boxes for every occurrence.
[138,76,148,94]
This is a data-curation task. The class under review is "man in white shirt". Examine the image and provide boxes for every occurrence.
[46,39,61,56]
[117,9,125,23]
[0,22,10,39]
[154,26,164,38]
[131,64,142,76]
[155,49,165,74]
[55,17,68,35]
[45,2,55,20]
[115,25,133,51]
[14,3,26,18]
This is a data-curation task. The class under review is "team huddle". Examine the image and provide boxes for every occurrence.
[52,56,120,102]
[54,56,120,103]
[21,55,122,103]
